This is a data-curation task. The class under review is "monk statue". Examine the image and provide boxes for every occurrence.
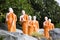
[6,8,17,32]
[43,16,49,39]
[28,15,33,35]
[33,16,39,32]
[49,19,54,30]
[20,10,28,35]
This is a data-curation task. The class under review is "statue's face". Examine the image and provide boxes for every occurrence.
[22,10,25,15]
[33,16,36,20]
[49,19,51,22]
[45,17,48,21]
[9,8,13,13]
[29,16,32,20]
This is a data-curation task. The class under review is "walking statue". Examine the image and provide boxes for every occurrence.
[6,8,17,32]
[43,16,49,39]
[28,15,33,35]
[20,10,28,35]
[33,16,39,32]
[49,19,54,30]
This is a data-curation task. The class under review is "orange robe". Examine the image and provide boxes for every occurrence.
[33,20,39,32]
[28,20,33,35]
[10,14,17,32]
[21,14,28,34]
[6,12,17,32]
[49,23,54,30]
[43,21,49,39]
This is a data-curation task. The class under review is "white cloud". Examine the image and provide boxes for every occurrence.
[55,0,60,6]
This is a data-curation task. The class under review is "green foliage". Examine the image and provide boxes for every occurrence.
[55,23,60,28]
[0,0,34,23]
[0,0,60,28]
[31,32,44,39]
[28,0,60,28]
[0,12,5,22]
[0,36,5,40]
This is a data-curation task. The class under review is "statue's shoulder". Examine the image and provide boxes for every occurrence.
[51,23,54,26]
[25,14,28,16]
[13,13,17,17]
[6,13,10,16]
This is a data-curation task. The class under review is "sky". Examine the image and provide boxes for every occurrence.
[55,0,60,6]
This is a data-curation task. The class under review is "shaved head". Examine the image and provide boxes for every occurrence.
[9,8,13,13]
[29,15,32,20]
[45,16,48,21]
[49,19,51,22]
[33,16,36,20]
[22,10,25,15]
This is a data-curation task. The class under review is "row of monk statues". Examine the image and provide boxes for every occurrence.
[20,10,39,35]
[6,7,54,39]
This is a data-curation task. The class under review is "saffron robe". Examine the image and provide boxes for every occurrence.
[6,12,17,32]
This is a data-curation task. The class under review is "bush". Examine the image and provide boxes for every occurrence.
[55,23,60,28]
[0,13,5,23]
[0,36,5,40]
[31,32,44,39]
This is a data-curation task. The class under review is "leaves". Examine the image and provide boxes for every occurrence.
[0,0,60,28]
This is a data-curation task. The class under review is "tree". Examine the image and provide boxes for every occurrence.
[0,0,60,28]
[0,0,34,29]
[0,0,34,22]
[28,0,60,28]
